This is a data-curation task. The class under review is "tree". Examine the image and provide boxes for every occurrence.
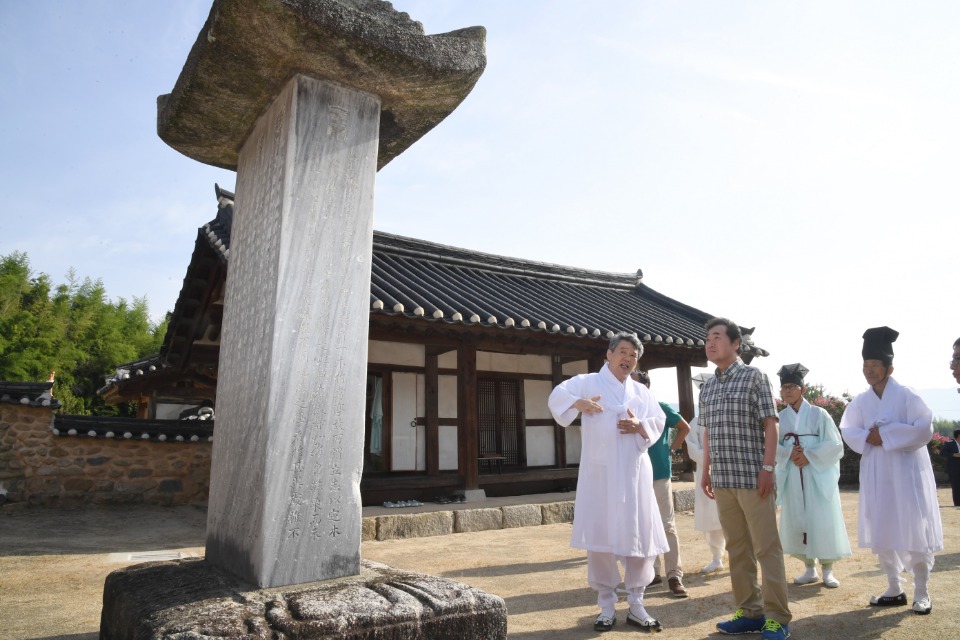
[933,417,960,438]
[0,252,167,415]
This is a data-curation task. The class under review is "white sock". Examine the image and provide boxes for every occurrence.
[882,574,905,598]
[877,552,905,597]
[796,564,817,581]
[629,603,651,620]
[913,562,930,601]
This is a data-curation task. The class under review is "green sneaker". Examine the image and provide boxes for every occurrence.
[717,609,765,634]
[760,619,790,640]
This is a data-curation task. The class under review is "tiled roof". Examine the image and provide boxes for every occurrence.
[203,187,767,356]
[0,382,60,409]
[53,415,213,443]
[369,232,712,348]
[99,355,166,393]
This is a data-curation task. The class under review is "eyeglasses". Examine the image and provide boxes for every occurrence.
[780,384,801,392]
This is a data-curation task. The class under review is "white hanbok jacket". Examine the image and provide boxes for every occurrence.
[548,364,668,557]
[776,400,851,560]
[839,377,943,553]
[685,416,722,533]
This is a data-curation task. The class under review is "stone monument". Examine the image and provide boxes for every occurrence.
[100,1,504,637]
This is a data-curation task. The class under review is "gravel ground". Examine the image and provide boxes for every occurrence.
[1,488,957,639]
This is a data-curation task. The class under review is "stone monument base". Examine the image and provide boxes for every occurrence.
[100,558,507,639]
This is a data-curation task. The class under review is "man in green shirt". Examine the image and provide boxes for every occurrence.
[633,371,690,598]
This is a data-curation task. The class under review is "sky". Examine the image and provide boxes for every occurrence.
[2,1,958,419]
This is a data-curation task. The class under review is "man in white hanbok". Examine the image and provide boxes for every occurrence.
[684,372,726,573]
[548,332,668,633]
[774,363,851,588]
[840,327,943,615]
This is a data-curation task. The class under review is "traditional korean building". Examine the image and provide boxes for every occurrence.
[100,186,768,505]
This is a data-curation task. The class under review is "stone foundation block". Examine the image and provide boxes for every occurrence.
[377,511,453,541]
[361,517,377,542]
[540,501,575,524]
[454,507,503,533]
[673,488,695,513]
[501,504,542,528]
[100,558,507,640]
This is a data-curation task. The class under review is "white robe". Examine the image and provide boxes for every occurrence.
[685,416,722,533]
[548,364,668,557]
[839,377,943,554]
[776,400,852,560]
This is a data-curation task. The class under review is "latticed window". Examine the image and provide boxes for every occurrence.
[477,378,525,466]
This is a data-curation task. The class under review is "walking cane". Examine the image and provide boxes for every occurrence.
[783,432,806,545]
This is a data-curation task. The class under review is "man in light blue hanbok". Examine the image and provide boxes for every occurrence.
[774,363,851,588]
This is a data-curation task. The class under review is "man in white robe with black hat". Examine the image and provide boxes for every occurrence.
[840,326,943,615]
[775,363,851,588]
[548,331,668,633]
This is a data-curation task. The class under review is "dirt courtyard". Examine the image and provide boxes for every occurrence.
[1,488,957,639]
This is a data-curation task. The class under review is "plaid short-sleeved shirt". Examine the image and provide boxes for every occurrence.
[698,359,778,489]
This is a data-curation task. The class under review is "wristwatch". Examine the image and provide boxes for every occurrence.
[761,464,775,473]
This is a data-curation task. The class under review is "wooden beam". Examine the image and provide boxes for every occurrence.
[457,341,479,490]
[551,354,566,469]
[676,363,694,421]
[424,349,440,476]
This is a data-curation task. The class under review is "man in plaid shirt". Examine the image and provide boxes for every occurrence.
[699,318,792,640]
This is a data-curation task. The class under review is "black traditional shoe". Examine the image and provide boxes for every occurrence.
[626,611,663,633]
[912,597,932,615]
[869,593,907,606]
[593,614,616,632]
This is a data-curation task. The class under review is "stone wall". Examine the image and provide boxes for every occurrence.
[0,403,211,507]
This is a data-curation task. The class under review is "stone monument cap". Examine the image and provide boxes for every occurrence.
[157,0,487,171]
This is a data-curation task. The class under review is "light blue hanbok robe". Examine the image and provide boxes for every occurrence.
[775,399,851,560]
[548,363,668,558]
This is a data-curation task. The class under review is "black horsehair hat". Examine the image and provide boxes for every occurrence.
[777,363,809,387]
[862,326,899,366]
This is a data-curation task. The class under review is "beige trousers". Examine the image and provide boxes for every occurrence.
[715,487,791,625]
[652,478,682,578]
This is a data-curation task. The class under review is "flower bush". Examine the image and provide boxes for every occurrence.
[928,432,951,473]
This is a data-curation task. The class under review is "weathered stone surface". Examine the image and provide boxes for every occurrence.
[673,487,695,513]
[100,558,506,640]
[454,507,503,533]
[377,511,453,541]
[205,75,378,588]
[361,516,376,542]
[501,503,542,528]
[540,501,575,524]
[158,0,486,171]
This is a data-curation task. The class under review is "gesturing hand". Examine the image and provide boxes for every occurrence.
[574,395,603,415]
[617,408,650,440]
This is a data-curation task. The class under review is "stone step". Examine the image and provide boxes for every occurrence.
[361,485,696,541]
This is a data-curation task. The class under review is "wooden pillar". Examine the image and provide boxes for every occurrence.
[425,348,441,476]
[551,355,567,468]
[457,342,479,489]
[676,363,694,420]
[587,354,605,374]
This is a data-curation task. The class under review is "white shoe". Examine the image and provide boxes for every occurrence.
[794,568,819,585]
[912,596,932,615]
[822,570,839,588]
[700,559,723,574]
